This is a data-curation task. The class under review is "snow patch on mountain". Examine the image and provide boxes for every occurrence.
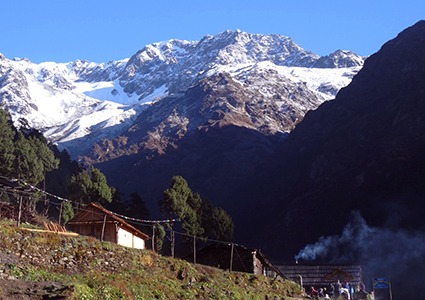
[212,61,361,101]
[0,30,364,157]
[73,80,140,105]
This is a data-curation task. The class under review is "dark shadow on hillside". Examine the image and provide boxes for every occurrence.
[93,124,286,239]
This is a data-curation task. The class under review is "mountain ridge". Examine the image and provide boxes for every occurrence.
[0,29,365,243]
[0,29,363,159]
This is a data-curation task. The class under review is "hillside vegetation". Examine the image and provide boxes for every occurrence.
[0,220,305,300]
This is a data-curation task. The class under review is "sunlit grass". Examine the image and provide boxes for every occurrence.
[0,219,306,299]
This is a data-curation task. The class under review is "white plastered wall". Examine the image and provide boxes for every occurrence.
[117,227,145,249]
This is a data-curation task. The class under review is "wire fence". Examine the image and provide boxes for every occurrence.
[1,180,281,277]
[1,178,244,264]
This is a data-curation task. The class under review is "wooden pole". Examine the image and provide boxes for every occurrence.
[101,214,106,241]
[17,195,22,227]
[43,171,48,214]
[230,243,234,272]
[58,202,63,231]
[297,275,303,291]
[152,225,155,253]
[171,229,175,258]
[193,235,196,264]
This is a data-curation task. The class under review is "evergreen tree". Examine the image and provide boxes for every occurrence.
[28,134,59,209]
[182,192,204,237]
[45,147,82,198]
[67,169,93,205]
[102,187,128,217]
[0,109,16,176]
[200,198,234,242]
[159,175,192,220]
[61,201,75,225]
[90,166,112,204]
[159,176,233,241]
[28,133,59,174]
[159,176,204,237]
[210,207,234,242]
[13,132,44,184]
[153,223,166,252]
[67,166,113,205]
[10,127,59,186]
[128,192,150,219]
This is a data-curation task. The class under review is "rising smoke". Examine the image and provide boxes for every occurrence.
[295,211,425,300]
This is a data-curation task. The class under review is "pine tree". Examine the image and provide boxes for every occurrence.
[159,176,203,237]
[0,109,15,176]
[28,134,59,174]
[159,176,233,241]
[200,198,234,241]
[13,132,44,184]
[61,201,75,225]
[67,169,94,205]
[159,175,192,220]
[45,147,83,198]
[90,166,112,204]
[128,192,150,219]
[153,223,166,252]
[67,167,113,205]
[210,207,234,242]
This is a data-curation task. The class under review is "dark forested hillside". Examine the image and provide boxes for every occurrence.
[230,21,425,300]
[95,124,284,217]
[238,20,425,257]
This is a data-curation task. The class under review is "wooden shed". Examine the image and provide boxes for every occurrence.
[67,202,150,249]
[186,243,288,279]
[276,264,363,291]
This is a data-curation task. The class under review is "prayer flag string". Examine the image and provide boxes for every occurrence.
[12,179,175,224]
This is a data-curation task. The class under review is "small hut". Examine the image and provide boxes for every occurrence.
[67,202,149,249]
[276,264,363,292]
[186,243,287,279]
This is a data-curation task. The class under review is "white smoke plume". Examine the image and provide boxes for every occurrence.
[295,211,425,300]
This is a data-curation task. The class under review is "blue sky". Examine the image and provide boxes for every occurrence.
[1,0,423,63]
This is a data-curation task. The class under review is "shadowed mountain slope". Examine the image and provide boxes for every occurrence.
[237,20,425,259]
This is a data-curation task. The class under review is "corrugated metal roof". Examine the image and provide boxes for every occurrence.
[276,264,362,287]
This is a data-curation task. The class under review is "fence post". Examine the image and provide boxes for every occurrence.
[230,243,234,272]
[17,195,22,227]
[152,225,155,253]
[101,214,106,241]
[171,229,175,258]
[58,202,63,232]
[193,235,196,264]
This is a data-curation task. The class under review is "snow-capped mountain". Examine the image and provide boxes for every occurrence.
[0,30,364,158]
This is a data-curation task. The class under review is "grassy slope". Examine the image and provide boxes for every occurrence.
[0,220,306,300]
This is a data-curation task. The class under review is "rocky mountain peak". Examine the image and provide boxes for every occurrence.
[116,29,349,99]
[0,29,363,158]
[312,49,364,68]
